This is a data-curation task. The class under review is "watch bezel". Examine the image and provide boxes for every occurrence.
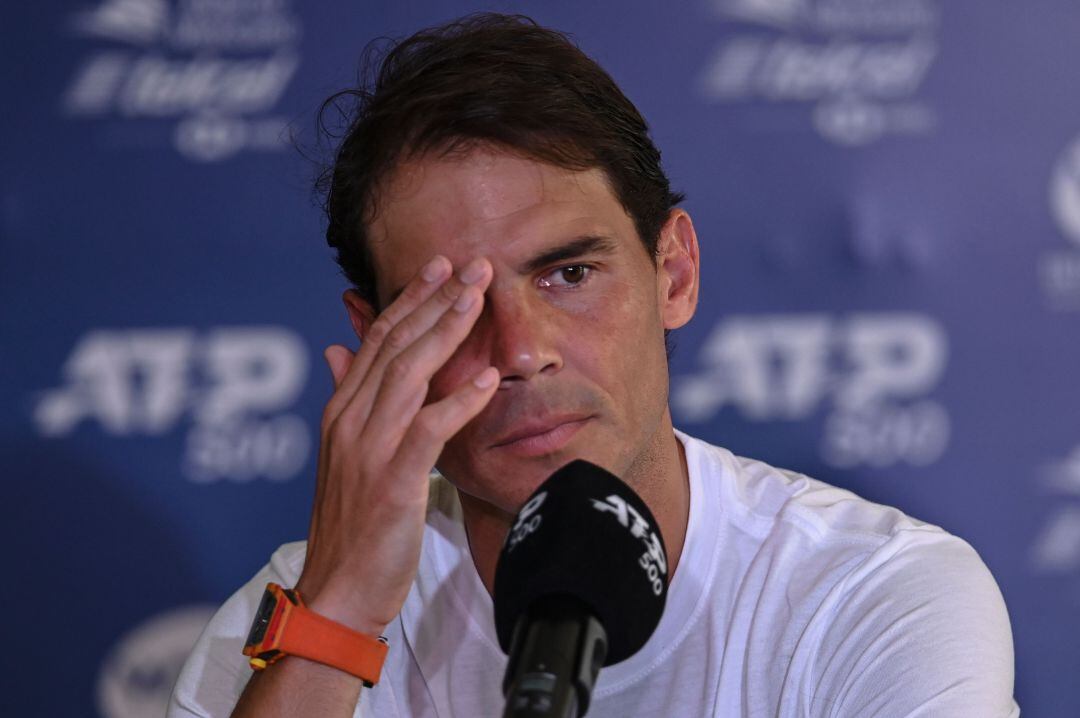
[245,586,280,648]
[244,583,301,653]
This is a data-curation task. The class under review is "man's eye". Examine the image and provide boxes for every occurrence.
[539,265,592,288]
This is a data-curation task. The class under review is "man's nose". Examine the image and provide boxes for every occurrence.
[483,291,563,386]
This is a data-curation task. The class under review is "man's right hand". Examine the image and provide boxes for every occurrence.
[231,255,497,717]
[296,254,497,635]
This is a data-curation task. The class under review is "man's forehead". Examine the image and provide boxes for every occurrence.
[375,149,612,226]
[367,148,631,283]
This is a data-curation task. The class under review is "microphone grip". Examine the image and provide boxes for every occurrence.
[502,595,608,718]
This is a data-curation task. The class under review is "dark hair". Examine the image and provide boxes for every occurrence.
[318,12,684,309]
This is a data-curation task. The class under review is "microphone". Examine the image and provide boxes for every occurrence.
[493,460,669,718]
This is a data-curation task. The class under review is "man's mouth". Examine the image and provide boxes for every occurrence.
[490,415,593,457]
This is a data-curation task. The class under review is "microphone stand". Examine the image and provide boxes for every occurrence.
[502,595,608,718]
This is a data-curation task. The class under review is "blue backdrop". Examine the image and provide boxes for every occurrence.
[4,2,1079,716]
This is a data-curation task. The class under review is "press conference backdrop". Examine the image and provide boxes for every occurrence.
[3,1,1078,715]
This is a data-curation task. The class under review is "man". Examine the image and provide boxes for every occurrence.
[170,13,1019,717]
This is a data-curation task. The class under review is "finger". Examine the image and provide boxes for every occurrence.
[363,257,491,386]
[339,254,451,390]
[338,258,492,431]
[316,344,355,509]
[361,283,489,449]
[324,255,452,420]
[392,366,500,478]
[324,345,354,389]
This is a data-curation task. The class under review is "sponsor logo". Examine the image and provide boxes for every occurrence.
[592,494,667,595]
[96,604,218,718]
[33,326,311,482]
[1030,446,1080,573]
[725,0,807,29]
[1041,134,1080,309]
[673,312,950,468]
[61,0,301,162]
[725,0,939,32]
[699,0,940,145]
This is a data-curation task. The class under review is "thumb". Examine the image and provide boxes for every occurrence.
[323,344,354,388]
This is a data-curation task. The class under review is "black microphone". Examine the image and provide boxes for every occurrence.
[493,460,669,718]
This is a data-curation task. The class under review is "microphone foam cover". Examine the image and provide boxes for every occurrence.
[493,460,668,665]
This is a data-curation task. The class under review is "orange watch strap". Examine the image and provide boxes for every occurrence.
[278,603,389,685]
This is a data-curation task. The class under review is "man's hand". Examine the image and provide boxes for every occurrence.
[294,255,498,635]
[231,256,497,718]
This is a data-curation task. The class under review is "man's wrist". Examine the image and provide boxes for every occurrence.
[243,582,390,686]
[294,577,392,637]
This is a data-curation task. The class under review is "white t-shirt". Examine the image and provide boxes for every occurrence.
[170,432,1020,717]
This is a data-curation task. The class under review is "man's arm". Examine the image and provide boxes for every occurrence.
[809,532,1019,717]
[174,255,498,718]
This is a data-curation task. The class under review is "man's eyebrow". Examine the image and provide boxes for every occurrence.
[383,235,618,308]
[520,235,618,274]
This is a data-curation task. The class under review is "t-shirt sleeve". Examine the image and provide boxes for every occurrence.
[167,544,305,718]
[808,531,1020,718]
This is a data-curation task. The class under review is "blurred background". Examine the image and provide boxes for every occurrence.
[3,1,1078,715]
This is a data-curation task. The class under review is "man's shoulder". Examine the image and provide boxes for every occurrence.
[680,429,943,548]
[682,430,1011,639]
[679,433,1017,714]
[678,430,995,607]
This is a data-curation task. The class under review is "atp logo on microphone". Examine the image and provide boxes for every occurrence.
[592,495,667,596]
[506,491,547,552]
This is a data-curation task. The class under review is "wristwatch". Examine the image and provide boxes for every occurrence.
[242,582,389,687]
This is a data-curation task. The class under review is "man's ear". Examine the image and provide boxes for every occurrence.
[342,289,378,341]
[656,209,700,331]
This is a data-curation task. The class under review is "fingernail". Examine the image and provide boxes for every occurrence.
[460,259,487,284]
[473,367,498,388]
[454,288,477,312]
[422,256,449,282]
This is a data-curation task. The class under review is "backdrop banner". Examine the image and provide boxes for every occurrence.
[4,2,1078,716]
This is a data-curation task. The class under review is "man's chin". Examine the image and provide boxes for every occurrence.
[441,421,622,513]
[454,450,623,517]
[463,460,562,515]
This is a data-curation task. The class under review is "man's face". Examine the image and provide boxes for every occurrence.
[365,147,694,514]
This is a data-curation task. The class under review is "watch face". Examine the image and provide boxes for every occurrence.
[246,588,278,647]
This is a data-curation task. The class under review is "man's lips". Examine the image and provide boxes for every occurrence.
[490,416,593,457]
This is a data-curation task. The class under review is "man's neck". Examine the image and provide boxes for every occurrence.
[458,414,691,596]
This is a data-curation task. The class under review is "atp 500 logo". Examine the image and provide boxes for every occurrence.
[33,326,311,483]
[506,491,546,553]
[592,494,667,596]
[1041,133,1080,310]
[1030,445,1080,575]
[673,312,950,468]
